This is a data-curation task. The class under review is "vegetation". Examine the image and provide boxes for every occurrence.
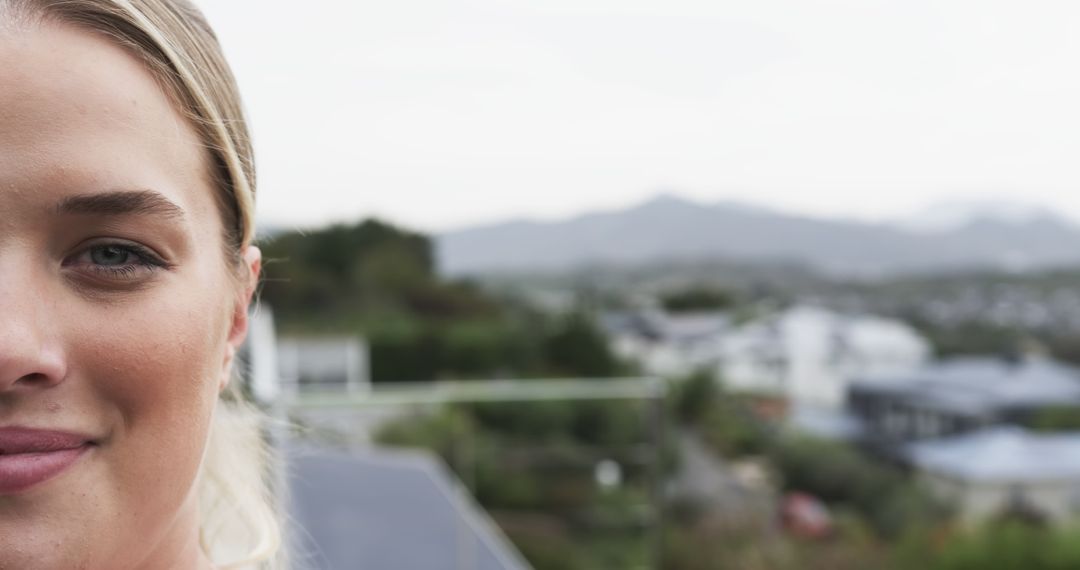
[663,370,1080,570]
[662,516,1080,570]
[768,435,947,538]
[672,370,772,456]
[260,219,631,381]
[893,521,1080,570]
[267,217,1080,569]
[266,219,659,568]
[911,319,1027,360]
[377,398,658,570]
[1029,406,1080,431]
[661,286,738,312]
[671,370,946,537]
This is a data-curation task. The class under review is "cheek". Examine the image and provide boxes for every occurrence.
[64,280,232,491]
[74,297,227,419]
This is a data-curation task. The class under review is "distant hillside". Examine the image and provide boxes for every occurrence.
[436,195,1080,277]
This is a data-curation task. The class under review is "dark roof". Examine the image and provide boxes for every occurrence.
[850,357,1080,415]
[287,445,531,570]
[601,309,731,343]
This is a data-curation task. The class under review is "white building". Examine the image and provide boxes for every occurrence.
[603,304,929,414]
[602,309,731,377]
[277,336,370,394]
[907,427,1080,524]
[241,303,371,396]
[719,305,931,410]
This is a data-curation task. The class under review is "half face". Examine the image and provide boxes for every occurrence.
[0,20,245,569]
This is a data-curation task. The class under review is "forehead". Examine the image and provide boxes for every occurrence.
[0,20,216,228]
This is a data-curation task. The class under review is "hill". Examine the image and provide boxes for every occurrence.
[436,194,1080,277]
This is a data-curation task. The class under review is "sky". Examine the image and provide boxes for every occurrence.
[198,0,1080,233]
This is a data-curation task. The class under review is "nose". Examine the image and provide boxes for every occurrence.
[0,344,66,392]
[0,257,67,392]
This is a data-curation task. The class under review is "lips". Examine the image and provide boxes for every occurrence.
[0,427,94,494]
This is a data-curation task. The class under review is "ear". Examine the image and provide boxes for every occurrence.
[220,245,262,392]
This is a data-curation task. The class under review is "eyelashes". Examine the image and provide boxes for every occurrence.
[64,241,173,284]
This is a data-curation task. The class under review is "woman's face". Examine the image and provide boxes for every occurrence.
[0,20,257,569]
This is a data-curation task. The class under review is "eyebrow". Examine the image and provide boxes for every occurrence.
[56,190,185,220]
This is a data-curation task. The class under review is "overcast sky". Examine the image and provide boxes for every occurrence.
[198,0,1080,233]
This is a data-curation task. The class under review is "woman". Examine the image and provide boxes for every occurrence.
[0,0,282,568]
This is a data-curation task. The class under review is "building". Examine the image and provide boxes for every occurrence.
[719,305,930,410]
[241,304,531,569]
[849,356,1080,445]
[288,445,532,570]
[907,427,1080,525]
[603,304,929,415]
[602,309,731,377]
[277,336,370,394]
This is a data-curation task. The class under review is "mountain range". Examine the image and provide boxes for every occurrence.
[435,194,1080,278]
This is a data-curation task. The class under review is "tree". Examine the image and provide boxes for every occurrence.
[542,312,622,377]
[661,286,737,312]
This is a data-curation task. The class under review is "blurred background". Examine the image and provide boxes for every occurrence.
[204,1,1080,568]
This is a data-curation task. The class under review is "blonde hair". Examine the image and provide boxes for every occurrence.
[2,0,283,567]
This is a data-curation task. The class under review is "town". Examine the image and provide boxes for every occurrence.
[248,217,1080,570]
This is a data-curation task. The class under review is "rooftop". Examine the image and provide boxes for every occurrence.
[288,445,531,570]
[851,356,1080,414]
[907,427,1080,483]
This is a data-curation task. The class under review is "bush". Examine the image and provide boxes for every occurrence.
[541,312,623,377]
[1030,406,1080,431]
[661,286,737,312]
[769,435,946,537]
[671,370,719,426]
[893,521,1080,570]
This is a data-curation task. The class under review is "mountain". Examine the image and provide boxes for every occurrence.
[435,194,1080,277]
[895,200,1064,233]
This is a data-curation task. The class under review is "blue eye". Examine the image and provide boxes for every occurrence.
[89,245,134,267]
[67,242,170,283]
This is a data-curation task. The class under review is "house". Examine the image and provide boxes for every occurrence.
[601,309,731,377]
[241,304,531,569]
[906,427,1080,525]
[241,303,370,398]
[719,305,930,410]
[603,304,929,416]
[848,356,1080,445]
[277,336,370,394]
